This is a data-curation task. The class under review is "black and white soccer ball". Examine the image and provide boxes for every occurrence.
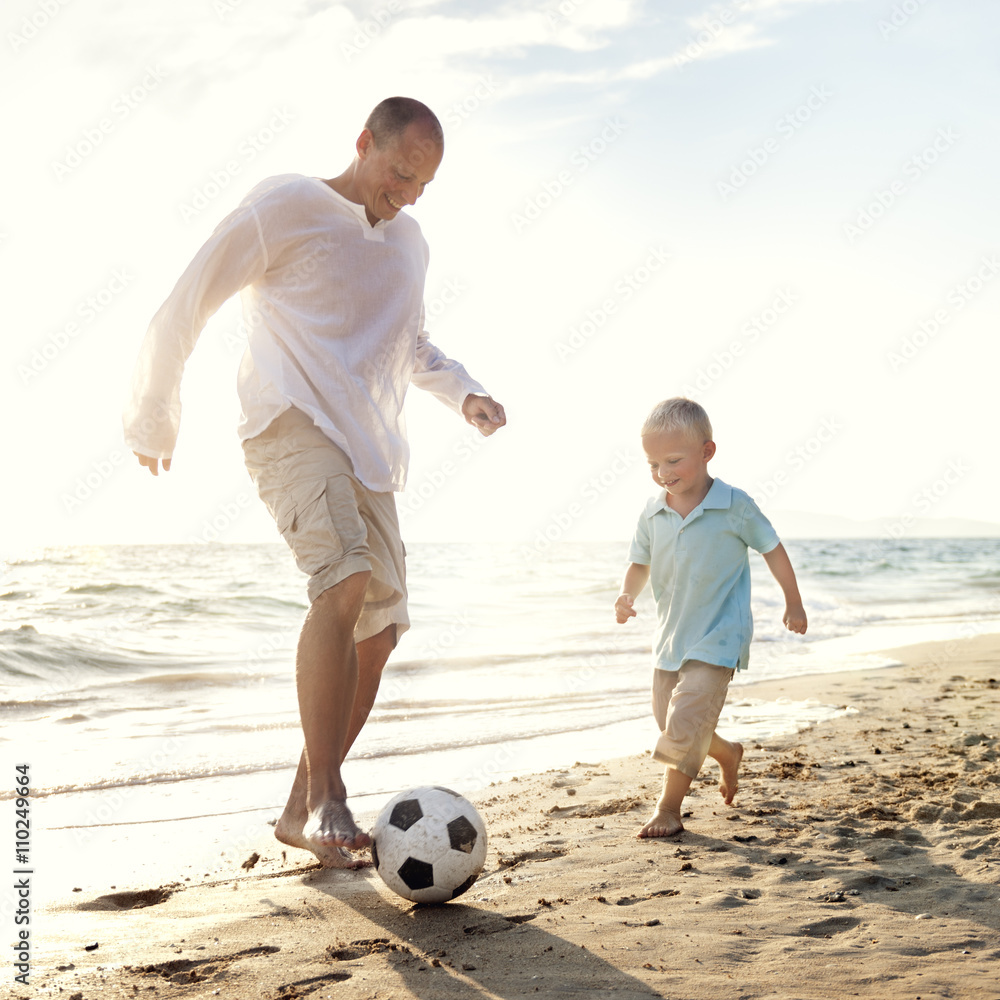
[370,786,487,903]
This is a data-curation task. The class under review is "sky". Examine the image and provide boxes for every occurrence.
[3,0,999,550]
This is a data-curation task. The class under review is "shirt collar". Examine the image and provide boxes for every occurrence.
[645,477,733,518]
[316,178,388,232]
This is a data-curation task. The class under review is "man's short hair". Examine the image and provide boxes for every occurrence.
[365,97,443,149]
[641,397,713,442]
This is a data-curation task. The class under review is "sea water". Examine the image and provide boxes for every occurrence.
[3,538,999,881]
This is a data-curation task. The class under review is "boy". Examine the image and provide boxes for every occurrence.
[615,398,807,838]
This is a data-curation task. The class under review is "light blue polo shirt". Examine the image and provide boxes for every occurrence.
[628,478,779,673]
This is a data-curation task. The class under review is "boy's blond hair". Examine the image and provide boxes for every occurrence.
[641,397,713,442]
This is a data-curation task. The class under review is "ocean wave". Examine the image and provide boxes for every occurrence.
[5,710,651,801]
[388,644,649,672]
[66,582,164,597]
[226,593,309,611]
[0,626,168,686]
[129,670,264,687]
[0,762,298,800]
[0,697,91,711]
[371,686,643,717]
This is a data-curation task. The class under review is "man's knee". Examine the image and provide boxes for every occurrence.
[376,623,398,652]
[310,570,372,622]
[358,624,397,666]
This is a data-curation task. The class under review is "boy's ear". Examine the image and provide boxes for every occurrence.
[703,440,717,462]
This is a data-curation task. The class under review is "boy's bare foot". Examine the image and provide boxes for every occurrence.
[718,741,744,805]
[637,808,684,838]
[275,803,372,868]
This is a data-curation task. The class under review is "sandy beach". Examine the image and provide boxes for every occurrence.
[30,633,999,999]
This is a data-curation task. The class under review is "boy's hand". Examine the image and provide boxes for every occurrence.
[783,604,808,635]
[615,594,636,624]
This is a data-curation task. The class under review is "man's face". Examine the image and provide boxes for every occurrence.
[356,121,444,226]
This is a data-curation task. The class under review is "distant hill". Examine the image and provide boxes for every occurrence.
[768,510,1000,539]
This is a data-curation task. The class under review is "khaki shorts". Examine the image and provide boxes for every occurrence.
[651,660,734,778]
[242,407,409,643]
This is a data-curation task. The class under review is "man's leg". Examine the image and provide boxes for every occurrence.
[296,572,368,852]
[243,408,408,866]
[274,612,396,867]
[347,623,397,752]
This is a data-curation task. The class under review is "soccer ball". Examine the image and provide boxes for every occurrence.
[370,786,487,903]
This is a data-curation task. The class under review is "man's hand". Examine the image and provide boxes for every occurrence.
[462,394,506,436]
[134,452,171,476]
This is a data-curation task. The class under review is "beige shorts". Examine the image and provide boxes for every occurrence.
[651,660,735,778]
[242,406,409,643]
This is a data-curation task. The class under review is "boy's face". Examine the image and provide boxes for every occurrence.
[641,428,716,501]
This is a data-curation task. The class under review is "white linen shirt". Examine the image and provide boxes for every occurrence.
[123,173,486,492]
[628,478,780,672]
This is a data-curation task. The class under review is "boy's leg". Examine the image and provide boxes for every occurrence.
[638,766,692,838]
[640,662,739,837]
[640,670,686,837]
[708,731,744,805]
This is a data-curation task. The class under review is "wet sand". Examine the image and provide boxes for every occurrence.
[32,633,1000,999]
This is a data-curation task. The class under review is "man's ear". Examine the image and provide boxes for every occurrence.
[356,128,375,160]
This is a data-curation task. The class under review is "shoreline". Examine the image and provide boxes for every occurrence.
[29,633,1000,998]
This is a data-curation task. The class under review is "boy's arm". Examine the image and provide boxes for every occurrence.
[762,543,807,634]
[615,563,651,624]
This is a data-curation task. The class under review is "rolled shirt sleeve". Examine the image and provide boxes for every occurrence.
[123,203,268,459]
[410,305,486,413]
[627,508,653,566]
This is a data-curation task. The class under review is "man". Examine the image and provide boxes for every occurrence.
[124,97,506,867]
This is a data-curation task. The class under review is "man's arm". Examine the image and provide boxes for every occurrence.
[762,543,807,634]
[124,201,269,474]
[410,309,505,436]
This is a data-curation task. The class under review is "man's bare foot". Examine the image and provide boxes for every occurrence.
[275,808,371,869]
[303,799,372,851]
[718,741,744,805]
[637,808,684,838]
